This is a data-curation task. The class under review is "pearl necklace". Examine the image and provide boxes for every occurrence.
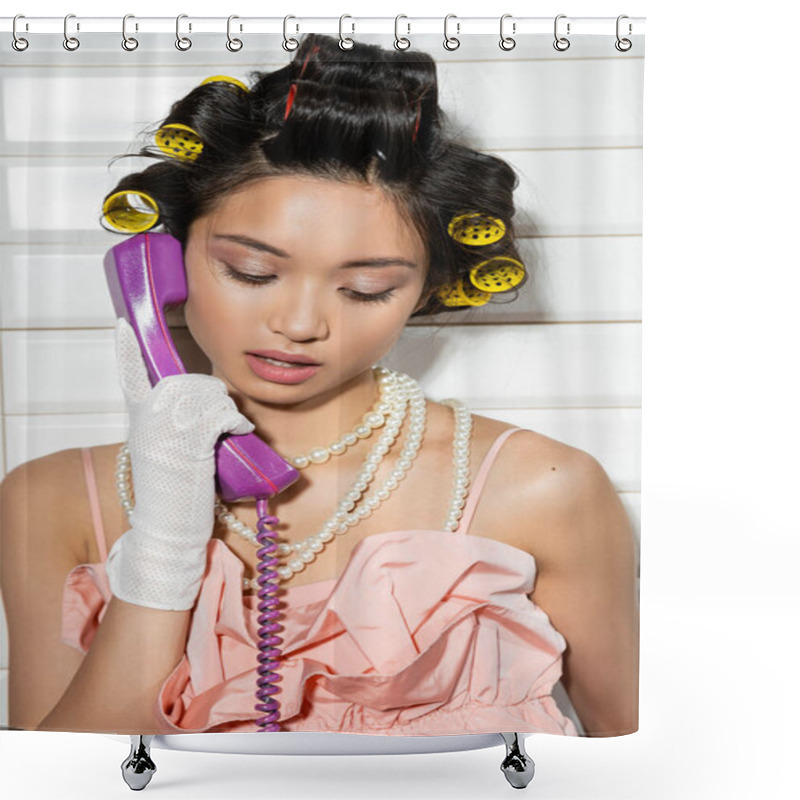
[288,366,392,470]
[115,367,473,590]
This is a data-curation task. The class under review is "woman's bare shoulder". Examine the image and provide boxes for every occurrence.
[0,443,127,564]
[462,413,599,554]
[0,448,90,568]
[464,410,588,469]
[423,402,585,482]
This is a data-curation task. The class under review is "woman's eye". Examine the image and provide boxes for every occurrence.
[345,288,396,304]
[223,265,396,304]
[224,267,275,285]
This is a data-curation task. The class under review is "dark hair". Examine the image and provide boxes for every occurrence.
[101,33,529,318]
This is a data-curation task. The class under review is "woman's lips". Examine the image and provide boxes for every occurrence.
[247,349,319,365]
[245,354,321,384]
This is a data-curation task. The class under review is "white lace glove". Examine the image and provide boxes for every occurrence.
[106,317,256,611]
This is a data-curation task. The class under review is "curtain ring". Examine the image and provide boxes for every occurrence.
[339,15,355,50]
[499,14,516,51]
[394,14,410,51]
[444,14,460,51]
[63,14,80,51]
[12,14,29,52]
[553,14,571,51]
[282,15,299,51]
[176,14,192,51]
[122,14,138,51]
[226,15,243,51]
[615,15,633,52]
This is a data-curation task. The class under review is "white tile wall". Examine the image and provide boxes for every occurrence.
[0,33,644,730]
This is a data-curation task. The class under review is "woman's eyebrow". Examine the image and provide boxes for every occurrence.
[212,233,417,269]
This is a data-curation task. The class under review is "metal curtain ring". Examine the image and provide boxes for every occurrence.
[63,14,80,51]
[444,14,460,51]
[394,14,410,51]
[553,14,571,51]
[339,15,354,50]
[227,15,243,51]
[615,15,633,52]
[12,14,29,51]
[176,14,192,51]
[282,15,298,51]
[122,14,139,51]
[499,14,516,51]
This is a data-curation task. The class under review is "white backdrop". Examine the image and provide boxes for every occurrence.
[1,1,798,800]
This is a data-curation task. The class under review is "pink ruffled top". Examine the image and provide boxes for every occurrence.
[64,428,579,736]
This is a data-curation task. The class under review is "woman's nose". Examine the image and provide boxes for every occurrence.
[266,282,330,341]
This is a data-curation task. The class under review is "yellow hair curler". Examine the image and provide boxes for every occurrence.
[155,123,203,162]
[468,256,526,293]
[436,278,491,307]
[447,213,506,246]
[199,75,250,93]
[102,190,159,233]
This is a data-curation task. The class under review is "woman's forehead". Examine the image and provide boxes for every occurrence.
[200,176,424,256]
[214,175,390,216]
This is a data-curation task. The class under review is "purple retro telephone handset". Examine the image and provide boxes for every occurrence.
[104,231,296,731]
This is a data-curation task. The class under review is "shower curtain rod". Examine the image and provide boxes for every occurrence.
[1,15,646,38]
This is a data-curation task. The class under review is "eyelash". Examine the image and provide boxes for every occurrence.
[223,266,397,304]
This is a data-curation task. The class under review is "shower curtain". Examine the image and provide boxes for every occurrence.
[0,22,644,741]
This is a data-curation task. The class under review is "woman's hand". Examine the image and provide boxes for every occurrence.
[105,317,255,611]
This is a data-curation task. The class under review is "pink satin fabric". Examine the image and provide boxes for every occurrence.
[64,440,578,736]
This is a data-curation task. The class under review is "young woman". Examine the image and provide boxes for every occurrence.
[0,33,638,737]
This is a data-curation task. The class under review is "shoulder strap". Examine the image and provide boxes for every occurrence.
[454,427,526,536]
[80,448,108,562]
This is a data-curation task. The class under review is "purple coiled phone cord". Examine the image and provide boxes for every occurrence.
[254,496,283,731]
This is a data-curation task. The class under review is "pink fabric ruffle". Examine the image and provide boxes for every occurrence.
[61,530,578,736]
